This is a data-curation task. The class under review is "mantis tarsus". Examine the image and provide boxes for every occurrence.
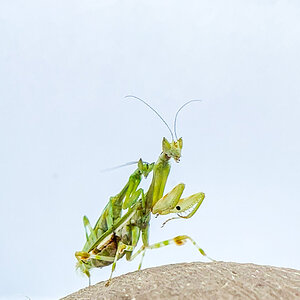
[75,96,212,286]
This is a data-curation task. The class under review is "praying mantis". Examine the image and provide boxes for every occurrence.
[75,96,212,286]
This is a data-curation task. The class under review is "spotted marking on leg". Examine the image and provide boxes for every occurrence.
[174,236,186,246]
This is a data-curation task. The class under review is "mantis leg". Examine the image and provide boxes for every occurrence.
[123,188,145,210]
[75,251,116,262]
[123,159,154,209]
[83,215,96,241]
[129,235,214,265]
[75,251,117,286]
[127,223,150,270]
[106,241,136,286]
[119,224,146,269]
[75,251,115,286]
[106,224,143,285]
[125,225,141,260]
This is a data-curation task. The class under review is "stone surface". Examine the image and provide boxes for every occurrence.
[62,261,300,300]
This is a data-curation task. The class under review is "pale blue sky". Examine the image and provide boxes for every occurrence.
[1,1,299,299]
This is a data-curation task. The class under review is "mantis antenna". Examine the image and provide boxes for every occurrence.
[125,95,175,141]
[173,100,202,140]
[101,161,142,172]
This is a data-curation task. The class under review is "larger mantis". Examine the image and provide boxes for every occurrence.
[75,96,212,285]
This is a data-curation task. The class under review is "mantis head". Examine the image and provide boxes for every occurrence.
[162,137,183,162]
[138,159,155,178]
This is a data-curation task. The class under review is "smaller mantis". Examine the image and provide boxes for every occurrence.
[75,159,154,280]
[75,97,213,285]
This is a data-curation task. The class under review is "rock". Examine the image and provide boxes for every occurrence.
[62,261,300,299]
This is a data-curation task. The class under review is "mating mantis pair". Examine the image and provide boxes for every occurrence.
[75,96,212,286]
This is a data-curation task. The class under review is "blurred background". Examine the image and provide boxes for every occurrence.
[1,1,299,299]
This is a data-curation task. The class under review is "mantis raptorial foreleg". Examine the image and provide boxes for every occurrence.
[123,160,152,209]
[152,183,205,224]
[123,188,145,210]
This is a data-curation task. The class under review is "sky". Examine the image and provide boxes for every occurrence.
[1,1,300,299]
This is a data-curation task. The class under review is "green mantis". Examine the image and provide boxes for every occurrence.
[75,96,212,285]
